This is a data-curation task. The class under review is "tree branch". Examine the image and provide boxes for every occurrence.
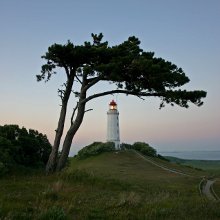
[58,89,65,100]
[83,75,104,92]
[75,74,82,84]
[85,108,93,113]
[79,89,206,108]
[80,90,162,104]
[71,102,79,125]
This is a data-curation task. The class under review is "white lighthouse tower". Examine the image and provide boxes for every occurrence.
[107,100,120,150]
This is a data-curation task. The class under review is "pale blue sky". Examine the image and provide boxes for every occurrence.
[0,0,219,154]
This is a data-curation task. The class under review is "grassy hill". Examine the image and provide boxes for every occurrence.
[1,150,220,219]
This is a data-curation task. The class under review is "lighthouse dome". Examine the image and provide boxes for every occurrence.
[110,100,117,105]
[109,100,117,110]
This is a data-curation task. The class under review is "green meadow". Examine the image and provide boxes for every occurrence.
[1,150,220,219]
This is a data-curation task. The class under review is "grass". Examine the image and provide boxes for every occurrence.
[213,180,220,200]
[0,150,220,219]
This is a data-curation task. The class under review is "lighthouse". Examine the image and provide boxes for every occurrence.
[107,100,120,150]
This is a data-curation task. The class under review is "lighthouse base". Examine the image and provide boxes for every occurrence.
[107,140,120,150]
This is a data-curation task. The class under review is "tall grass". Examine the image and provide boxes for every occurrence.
[0,150,220,219]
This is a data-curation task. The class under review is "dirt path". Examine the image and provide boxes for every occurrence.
[133,150,192,177]
[133,150,220,201]
[202,179,217,201]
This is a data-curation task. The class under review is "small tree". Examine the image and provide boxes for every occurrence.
[0,125,52,170]
[37,34,206,173]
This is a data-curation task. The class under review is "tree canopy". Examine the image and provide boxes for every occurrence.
[37,33,206,173]
[0,125,52,175]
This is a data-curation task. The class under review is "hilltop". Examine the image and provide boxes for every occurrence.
[1,150,220,219]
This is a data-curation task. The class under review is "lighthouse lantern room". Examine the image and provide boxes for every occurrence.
[107,100,120,150]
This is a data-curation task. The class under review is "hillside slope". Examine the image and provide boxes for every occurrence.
[1,150,220,219]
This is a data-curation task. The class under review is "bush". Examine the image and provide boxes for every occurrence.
[0,162,8,176]
[0,124,52,174]
[121,142,160,158]
[157,154,170,161]
[120,143,132,150]
[77,141,160,161]
[77,142,115,159]
[0,136,14,174]
[132,142,157,157]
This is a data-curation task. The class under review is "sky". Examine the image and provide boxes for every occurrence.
[0,0,219,155]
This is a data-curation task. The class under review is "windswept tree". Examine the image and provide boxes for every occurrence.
[37,34,206,173]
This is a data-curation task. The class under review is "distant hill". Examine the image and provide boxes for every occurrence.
[166,156,220,171]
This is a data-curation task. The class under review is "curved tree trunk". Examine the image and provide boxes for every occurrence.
[45,104,67,174]
[56,101,86,171]
[46,76,74,174]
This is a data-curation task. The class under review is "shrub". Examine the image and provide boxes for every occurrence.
[0,124,52,174]
[0,136,14,175]
[77,142,115,159]
[120,143,132,150]
[0,162,8,176]
[133,142,157,157]
[157,154,170,161]
[121,142,160,159]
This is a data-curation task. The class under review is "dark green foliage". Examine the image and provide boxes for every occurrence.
[38,33,206,108]
[0,125,52,174]
[0,137,14,175]
[121,142,157,157]
[132,142,157,157]
[157,154,170,161]
[120,143,132,150]
[78,141,158,159]
[121,142,160,158]
[77,142,115,159]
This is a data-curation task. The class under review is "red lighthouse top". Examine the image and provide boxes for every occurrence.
[109,100,117,110]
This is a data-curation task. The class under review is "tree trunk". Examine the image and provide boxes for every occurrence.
[56,101,86,171]
[46,75,74,174]
[45,104,67,174]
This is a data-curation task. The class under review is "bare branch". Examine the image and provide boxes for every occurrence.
[72,91,80,97]
[75,74,83,84]
[61,83,67,88]
[58,89,65,100]
[71,102,79,125]
[85,108,93,113]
